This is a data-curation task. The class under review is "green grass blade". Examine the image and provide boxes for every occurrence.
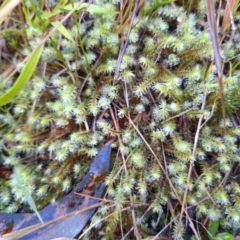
[52,0,68,13]
[144,0,175,15]
[41,3,117,19]
[13,165,43,223]
[0,44,43,106]
[51,21,75,43]
[80,3,118,14]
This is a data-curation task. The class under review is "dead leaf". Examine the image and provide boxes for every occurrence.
[0,143,113,239]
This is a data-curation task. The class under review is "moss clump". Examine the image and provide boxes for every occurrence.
[1,0,240,238]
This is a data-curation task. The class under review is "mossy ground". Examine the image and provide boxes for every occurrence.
[1,0,240,239]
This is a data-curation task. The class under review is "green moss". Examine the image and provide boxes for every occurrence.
[1,0,240,238]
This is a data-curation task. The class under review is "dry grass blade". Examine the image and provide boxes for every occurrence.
[127,116,201,239]
[79,205,131,239]
[205,0,226,130]
[114,0,139,81]
[176,91,208,240]
[0,0,21,25]
[222,0,238,33]
[109,107,141,239]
